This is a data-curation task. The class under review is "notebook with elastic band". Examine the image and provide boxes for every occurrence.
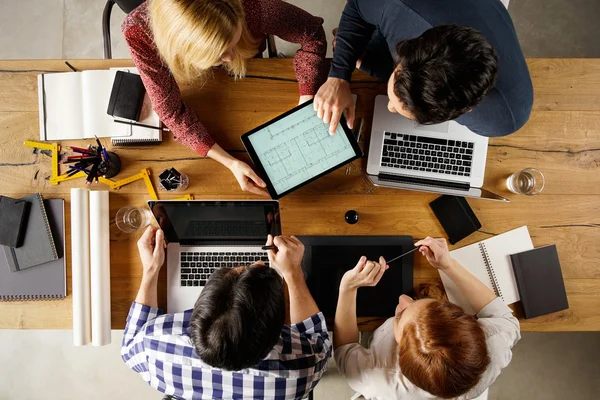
[0,195,31,248]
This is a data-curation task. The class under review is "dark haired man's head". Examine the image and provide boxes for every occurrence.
[189,264,285,371]
[388,25,498,125]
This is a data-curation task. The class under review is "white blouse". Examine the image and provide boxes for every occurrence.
[335,297,521,400]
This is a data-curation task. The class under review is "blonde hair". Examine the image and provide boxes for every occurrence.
[148,0,260,84]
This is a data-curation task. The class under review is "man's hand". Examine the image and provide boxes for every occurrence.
[266,235,305,280]
[415,237,456,271]
[314,77,355,135]
[137,226,166,281]
[340,256,388,292]
[229,160,270,197]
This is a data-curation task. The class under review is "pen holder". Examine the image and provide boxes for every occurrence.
[101,152,121,179]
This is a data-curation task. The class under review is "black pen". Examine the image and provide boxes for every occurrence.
[113,119,170,131]
[262,245,276,251]
[65,61,78,72]
[387,245,422,264]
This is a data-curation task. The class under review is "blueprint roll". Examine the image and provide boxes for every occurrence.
[71,188,91,346]
[89,190,112,346]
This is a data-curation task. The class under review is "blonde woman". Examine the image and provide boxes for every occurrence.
[123,0,327,196]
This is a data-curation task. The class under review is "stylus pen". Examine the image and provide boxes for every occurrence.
[387,246,421,264]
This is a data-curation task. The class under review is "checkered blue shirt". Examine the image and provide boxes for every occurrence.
[121,302,332,399]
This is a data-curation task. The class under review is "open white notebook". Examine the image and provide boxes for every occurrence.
[37,70,130,140]
[439,226,534,314]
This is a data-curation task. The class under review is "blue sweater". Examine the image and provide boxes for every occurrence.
[329,0,533,137]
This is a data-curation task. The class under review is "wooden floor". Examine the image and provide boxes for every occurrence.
[0,59,599,331]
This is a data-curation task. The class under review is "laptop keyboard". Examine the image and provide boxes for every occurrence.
[381,132,474,177]
[180,251,269,287]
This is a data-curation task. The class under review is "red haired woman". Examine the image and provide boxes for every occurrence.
[334,237,520,399]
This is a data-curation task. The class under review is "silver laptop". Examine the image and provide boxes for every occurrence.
[366,95,508,201]
[148,200,282,313]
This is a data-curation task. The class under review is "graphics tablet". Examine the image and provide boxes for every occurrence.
[241,100,362,199]
[298,236,415,318]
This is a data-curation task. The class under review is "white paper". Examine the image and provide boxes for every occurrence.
[71,188,91,346]
[39,73,84,141]
[89,191,112,346]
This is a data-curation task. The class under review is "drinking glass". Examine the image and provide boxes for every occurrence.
[115,206,152,233]
[506,168,545,195]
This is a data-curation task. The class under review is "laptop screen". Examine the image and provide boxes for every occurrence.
[148,201,281,245]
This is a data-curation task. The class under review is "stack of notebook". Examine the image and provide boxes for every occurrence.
[37,68,162,145]
[440,226,569,318]
[0,194,66,300]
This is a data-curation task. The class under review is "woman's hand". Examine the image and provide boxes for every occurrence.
[229,160,270,197]
[299,95,314,105]
[340,256,388,292]
[415,237,456,271]
[137,226,166,281]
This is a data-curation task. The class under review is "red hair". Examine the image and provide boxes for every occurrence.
[398,300,490,398]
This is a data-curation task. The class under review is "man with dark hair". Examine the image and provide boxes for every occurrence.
[122,226,331,399]
[315,0,533,138]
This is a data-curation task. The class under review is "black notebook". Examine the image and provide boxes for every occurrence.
[1,193,58,272]
[430,195,481,245]
[0,195,31,248]
[107,70,146,121]
[510,245,569,319]
[0,199,66,300]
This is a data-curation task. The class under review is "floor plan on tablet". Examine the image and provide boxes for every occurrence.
[249,107,356,194]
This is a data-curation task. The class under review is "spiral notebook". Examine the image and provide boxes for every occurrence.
[439,226,534,315]
[0,199,66,300]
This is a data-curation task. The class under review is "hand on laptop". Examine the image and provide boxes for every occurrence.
[137,226,167,281]
[415,237,455,271]
[314,77,355,135]
[340,256,389,292]
[265,234,305,280]
[229,160,270,197]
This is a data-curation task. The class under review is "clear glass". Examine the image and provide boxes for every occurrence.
[506,168,545,195]
[115,206,152,233]
[158,171,189,192]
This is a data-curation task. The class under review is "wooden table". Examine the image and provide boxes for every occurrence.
[0,59,599,331]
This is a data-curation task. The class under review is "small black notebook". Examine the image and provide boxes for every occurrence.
[510,245,569,319]
[0,195,31,248]
[107,70,145,121]
[1,194,58,272]
[429,195,481,245]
